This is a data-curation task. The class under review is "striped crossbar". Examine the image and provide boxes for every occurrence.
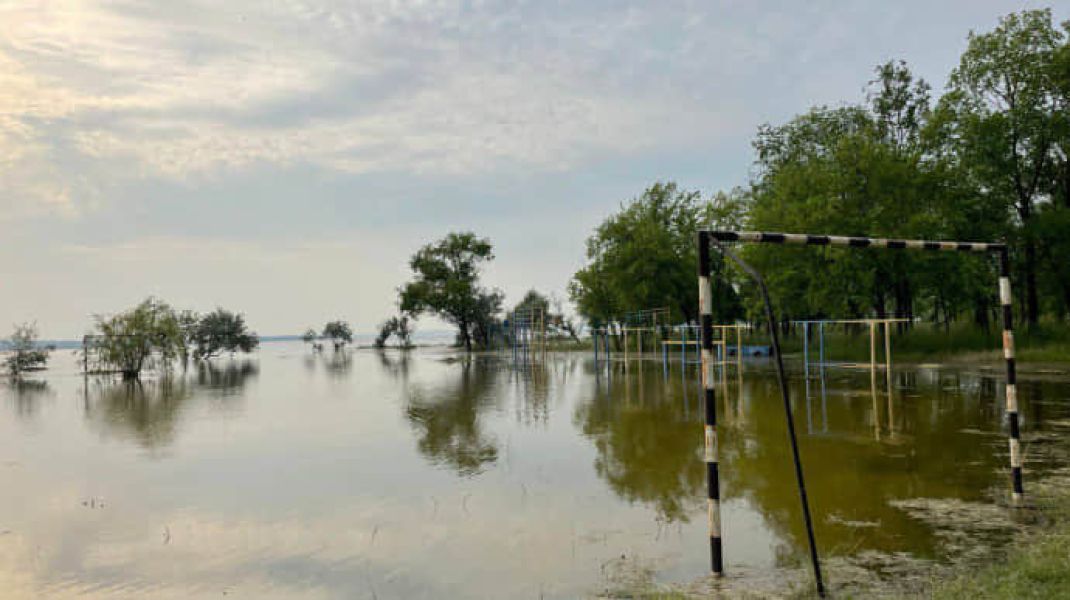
[709,230,1005,253]
[697,229,1023,576]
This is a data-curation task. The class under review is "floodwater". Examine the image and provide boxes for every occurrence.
[1,343,1069,599]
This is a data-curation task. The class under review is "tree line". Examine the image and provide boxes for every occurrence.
[570,9,1070,331]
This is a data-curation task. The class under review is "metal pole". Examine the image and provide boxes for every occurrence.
[682,326,687,366]
[1000,249,1024,504]
[884,321,893,389]
[869,321,877,394]
[819,322,825,368]
[713,239,825,597]
[697,232,723,576]
[736,325,742,370]
[803,322,810,380]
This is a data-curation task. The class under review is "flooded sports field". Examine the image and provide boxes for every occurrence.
[2,343,1069,598]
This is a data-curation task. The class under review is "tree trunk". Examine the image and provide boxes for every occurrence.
[1024,237,1039,326]
[460,318,472,352]
[973,295,990,331]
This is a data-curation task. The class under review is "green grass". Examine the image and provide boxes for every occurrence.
[930,528,1070,599]
[777,322,1070,365]
[928,484,1070,600]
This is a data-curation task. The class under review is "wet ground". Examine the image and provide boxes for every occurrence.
[1,342,1068,598]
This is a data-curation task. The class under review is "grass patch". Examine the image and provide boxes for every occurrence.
[925,466,1070,600]
[776,322,1070,365]
[930,527,1070,599]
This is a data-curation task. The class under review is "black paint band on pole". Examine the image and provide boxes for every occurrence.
[713,240,826,598]
[697,231,723,576]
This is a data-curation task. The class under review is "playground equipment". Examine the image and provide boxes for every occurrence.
[659,323,746,369]
[509,306,547,362]
[590,307,669,365]
[794,318,908,377]
[620,307,669,361]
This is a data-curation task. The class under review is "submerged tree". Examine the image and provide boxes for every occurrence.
[376,314,416,349]
[4,322,51,378]
[399,232,502,352]
[92,298,184,379]
[322,320,353,350]
[191,308,259,360]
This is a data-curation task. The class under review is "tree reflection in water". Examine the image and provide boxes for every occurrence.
[376,350,412,381]
[574,362,1058,564]
[575,363,705,523]
[194,360,259,393]
[84,361,258,450]
[3,379,52,421]
[404,358,500,477]
[322,350,353,378]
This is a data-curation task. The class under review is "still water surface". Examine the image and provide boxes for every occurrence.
[1,343,1068,598]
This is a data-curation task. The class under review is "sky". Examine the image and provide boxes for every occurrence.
[1,0,1065,338]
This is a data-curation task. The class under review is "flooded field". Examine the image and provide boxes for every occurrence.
[2,342,1069,598]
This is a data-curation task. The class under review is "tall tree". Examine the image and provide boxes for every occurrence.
[399,232,501,352]
[941,9,1067,324]
[570,182,745,326]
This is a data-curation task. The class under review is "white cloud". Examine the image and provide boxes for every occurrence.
[0,0,743,215]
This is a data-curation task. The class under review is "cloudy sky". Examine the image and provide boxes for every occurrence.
[1,1,1063,338]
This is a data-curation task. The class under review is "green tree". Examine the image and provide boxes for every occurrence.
[940,9,1067,325]
[399,232,502,352]
[176,310,200,366]
[375,315,417,349]
[322,321,353,350]
[742,59,1006,329]
[302,328,318,345]
[191,309,259,360]
[570,182,744,326]
[4,322,51,378]
[394,314,414,348]
[514,289,550,315]
[92,297,184,379]
[374,320,392,349]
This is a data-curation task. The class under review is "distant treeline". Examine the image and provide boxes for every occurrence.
[570,9,1070,330]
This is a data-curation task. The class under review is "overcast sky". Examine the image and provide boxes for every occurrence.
[1,1,1064,338]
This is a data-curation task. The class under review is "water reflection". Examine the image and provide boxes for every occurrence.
[84,378,193,450]
[3,379,52,421]
[576,365,704,522]
[3,345,1070,598]
[194,360,259,393]
[511,359,552,426]
[322,349,353,378]
[574,361,1070,570]
[404,359,501,476]
[83,361,257,449]
[376,350,412,380]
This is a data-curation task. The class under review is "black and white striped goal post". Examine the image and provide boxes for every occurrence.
[696,230,1024,574]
